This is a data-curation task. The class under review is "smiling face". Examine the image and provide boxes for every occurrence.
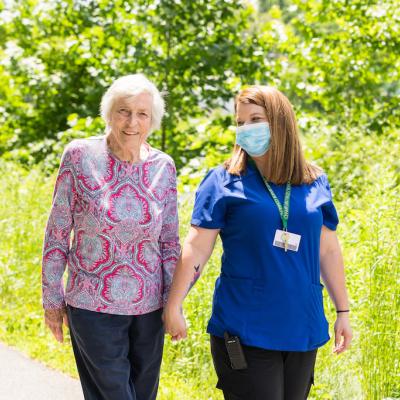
[236,102,268,127]
[110,92,153,146]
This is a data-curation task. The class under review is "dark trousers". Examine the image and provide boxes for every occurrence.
[67,305,164,400]
[210,335,317,400]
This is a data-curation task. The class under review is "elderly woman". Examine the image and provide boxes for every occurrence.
[42,74,180,400]
[164,86,352,399]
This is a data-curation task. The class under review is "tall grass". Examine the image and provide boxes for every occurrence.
[0,129,399,399]
[357,181,400,399]
[307,174,400,400]
[0,162,78,374]
[0,160,222,398]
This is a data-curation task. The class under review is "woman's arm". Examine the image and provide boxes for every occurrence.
[320,225,352,354]
[42,146,76,342]
[163,226,219,340]
[159,162,181,305]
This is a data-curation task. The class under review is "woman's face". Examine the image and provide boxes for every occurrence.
[236,102,268,126]
[110,92,153,144]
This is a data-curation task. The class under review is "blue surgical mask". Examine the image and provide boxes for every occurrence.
[235,122,271,157]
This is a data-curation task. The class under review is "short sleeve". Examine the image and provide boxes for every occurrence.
[191,168,226,229]
[319,174,339,231]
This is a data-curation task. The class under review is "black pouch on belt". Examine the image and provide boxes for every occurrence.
[224,332,248,370]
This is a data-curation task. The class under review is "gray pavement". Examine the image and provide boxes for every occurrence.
[0,342,84,400]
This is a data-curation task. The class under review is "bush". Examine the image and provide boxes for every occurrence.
[0,123,399,399]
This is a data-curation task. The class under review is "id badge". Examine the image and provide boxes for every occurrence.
[273,229,301,252]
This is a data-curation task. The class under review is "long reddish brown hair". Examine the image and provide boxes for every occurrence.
[225,86,321,184]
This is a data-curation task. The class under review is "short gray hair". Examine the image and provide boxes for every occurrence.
[100,74,165,132]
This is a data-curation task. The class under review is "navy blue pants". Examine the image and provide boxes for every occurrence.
[210,335,317,400]
[67,305,164,400]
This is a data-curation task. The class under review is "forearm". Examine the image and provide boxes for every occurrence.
[166,241,212,309]
[42,153,75,308]
[160,240,181,302]
[320,249,350,311]
[42,247,69,308]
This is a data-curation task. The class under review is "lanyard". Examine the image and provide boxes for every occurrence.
[263,178,291,231]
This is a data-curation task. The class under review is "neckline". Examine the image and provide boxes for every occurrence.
[247,162,287,187]
[104,136,152,166]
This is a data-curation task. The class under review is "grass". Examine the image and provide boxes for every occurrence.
[0,128,399,399]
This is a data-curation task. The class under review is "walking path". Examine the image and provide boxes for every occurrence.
[0,342,83,400]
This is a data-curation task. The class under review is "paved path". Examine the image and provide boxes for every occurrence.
[0,342,84,400]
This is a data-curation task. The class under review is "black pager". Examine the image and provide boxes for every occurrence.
[224,332,248,370]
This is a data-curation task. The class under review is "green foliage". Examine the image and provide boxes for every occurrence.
[2,0,399,172]
[275,0,400,131]
[0,158,222,399]
[0,0,265,170]
[1,123,399,399]
[1,0,399,398]
[302,125,400,399]
[0,161,78,373]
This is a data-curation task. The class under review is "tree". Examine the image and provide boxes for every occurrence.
[268,0,400,133]
[0,0,268,169]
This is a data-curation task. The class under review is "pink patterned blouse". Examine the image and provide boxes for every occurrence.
[42,136,180,315]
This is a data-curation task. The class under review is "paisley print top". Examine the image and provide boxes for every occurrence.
[42,136,180,315]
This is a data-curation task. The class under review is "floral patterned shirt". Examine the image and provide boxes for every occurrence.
[42,136,180,315]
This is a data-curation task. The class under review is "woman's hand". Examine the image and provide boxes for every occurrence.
[161,227,219,342]
[44,307,69,343]
[163,305,187,341]
[333,313,352,354]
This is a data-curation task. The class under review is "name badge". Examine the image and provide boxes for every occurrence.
[273,229,301,252]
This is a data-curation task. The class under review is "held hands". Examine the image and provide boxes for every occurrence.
[163,305,187,342]
[44,307,69,343]
[333,313,352,354]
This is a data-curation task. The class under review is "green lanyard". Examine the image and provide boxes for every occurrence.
[263,178,291,231]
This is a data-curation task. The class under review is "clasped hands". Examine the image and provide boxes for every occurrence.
[162,305,187,342]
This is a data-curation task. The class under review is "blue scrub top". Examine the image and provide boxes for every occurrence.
[191,163,339,352]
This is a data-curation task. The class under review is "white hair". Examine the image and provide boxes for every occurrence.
[100,74,165,132]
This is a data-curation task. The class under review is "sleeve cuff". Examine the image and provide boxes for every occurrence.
[322,221,338,231]
[190,219,224,229]
[42,297,66,310]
